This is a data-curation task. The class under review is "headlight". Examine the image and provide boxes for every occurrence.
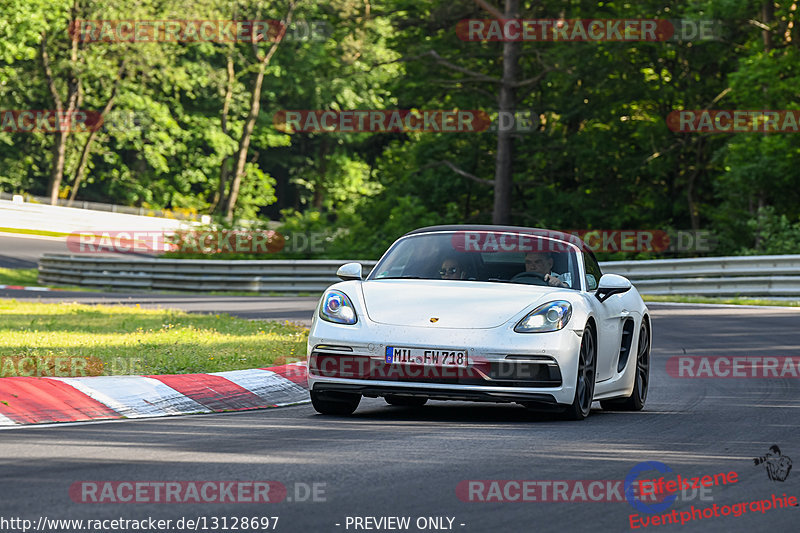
[319,290,358,324]
[514,301,572,333]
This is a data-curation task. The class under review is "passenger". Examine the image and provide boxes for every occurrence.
[439,257,465,280]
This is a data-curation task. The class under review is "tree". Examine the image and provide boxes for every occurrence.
[224,0,297,220]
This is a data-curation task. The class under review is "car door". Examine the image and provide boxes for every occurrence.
[583,252,629,382]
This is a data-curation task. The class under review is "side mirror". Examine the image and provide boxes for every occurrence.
[595,273,632,303]
[336,262,363,281]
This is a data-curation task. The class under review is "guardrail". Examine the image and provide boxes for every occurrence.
[38,254,800,297]
[38,255,378,293]
[601,255,800,297]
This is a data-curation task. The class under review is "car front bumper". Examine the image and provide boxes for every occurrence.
[307,317,585,406]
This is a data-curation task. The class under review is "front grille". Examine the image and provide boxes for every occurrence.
[309,353,561,387]
[488,361,562,386]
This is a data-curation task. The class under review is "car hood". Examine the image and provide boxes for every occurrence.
[361,280,563,329]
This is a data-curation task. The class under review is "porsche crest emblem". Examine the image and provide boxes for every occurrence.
[429,317,439,323]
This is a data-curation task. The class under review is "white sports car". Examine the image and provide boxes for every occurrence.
[306,226,651,420]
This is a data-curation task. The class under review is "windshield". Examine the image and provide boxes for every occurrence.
[368,230,581,290]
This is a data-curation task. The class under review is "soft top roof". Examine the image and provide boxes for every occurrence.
[402,224,597,258]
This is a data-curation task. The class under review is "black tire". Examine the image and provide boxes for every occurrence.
[385,395,428,407]
[562,323,597,420]
[310,389,361,415]
[601,321,650,411]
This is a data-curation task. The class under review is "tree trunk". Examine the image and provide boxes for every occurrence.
[68,63,124,204]
[762,1,774,50]
[491,0,519,225]
[211,51,236,214]
[42,0,82,205]
[224,2,296,221]
[755,1,773,249]
[224,62,267,220]
[313,139,331,209]
[48,131,69,205]
[686,139,703,231]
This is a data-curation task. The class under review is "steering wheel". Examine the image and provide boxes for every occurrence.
[510,271,548,286]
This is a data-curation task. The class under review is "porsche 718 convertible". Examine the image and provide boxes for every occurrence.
[306,225,651,420]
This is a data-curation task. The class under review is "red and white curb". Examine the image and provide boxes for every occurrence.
[0,362,308,426]
[0,285,57,291]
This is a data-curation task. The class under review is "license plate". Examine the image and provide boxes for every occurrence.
[385,347,468,367]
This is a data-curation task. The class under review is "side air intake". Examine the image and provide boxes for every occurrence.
[616,318,636,373]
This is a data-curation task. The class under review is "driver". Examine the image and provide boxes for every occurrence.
[514,252,569,287]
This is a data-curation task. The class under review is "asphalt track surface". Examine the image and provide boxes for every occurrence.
[0,288,321,323]
[0,233,154,268]
[1,303,799,532]
[0,233,71,268]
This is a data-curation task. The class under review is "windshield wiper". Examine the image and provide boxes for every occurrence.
[375,276,422,279]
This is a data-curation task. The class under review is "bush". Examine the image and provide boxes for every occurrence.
[738,206,800,255]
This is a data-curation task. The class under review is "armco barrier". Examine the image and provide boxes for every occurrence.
[37,254,800,296]
[602,255,800,297]
[38,255,378,293]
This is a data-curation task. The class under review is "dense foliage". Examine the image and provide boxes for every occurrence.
[1,0,799,258]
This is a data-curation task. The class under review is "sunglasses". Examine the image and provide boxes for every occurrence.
[439,267,459,275]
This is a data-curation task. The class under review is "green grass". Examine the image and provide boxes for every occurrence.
[0,268,102,292]
[0,300,308,376]
[643,295,800,307]
[0,268,39,286]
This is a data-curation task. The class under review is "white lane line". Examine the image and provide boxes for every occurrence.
[647,301,800,310]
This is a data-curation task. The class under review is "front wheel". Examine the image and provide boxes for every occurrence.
[601,321,649,412]
[562,324,596,420]
[310,389,361,415]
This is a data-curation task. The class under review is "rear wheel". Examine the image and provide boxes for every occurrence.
[310,389,361,415]
[562,324,596,420]
[601,321,649,411]
[385,395,428,407]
